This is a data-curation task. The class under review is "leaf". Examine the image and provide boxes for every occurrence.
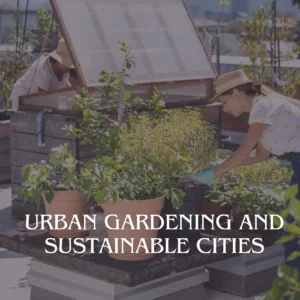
[44,190,53,203]
[284,185,298,202]
[275,234,295,244]
[278,265,294,278]
[95,190,106,204]
[285,224,300,235]
[125,92,131,101]
[290,198,300,220]
[286,251,300,262]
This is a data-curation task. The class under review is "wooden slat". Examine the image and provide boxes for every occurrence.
[11,149,48,168]
[10,111,78,139]
[11,166,23,184]
[0,167,10,183]
[0,153,10,168]
[0,121,10,139]
[0,138,10,153]
[11,132,77,155]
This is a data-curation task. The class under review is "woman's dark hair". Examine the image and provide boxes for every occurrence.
[221,82,261,97]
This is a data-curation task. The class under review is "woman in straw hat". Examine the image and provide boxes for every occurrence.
[10,38,74,110]
[181,69,300,274]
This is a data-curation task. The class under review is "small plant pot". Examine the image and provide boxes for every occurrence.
[43,190,89,238]
[201,199,231,216]
[233,210,266,231]
[101,196,165,261]
[201,200,231,228]
[159,184,210,239]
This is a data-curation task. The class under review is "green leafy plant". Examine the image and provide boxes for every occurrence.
[34,7,55,30]
[65,41,216,209]
[255,185,300,300]
[217,151,292,186]
[14,144,88,207]
[119,108,216,175]
[80,155,185,208]
[0,9,34,109]
[205,180,231,204]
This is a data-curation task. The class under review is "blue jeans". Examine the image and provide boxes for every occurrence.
[282,152,300,274]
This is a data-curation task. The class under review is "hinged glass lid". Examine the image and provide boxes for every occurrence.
[51,0,217,87]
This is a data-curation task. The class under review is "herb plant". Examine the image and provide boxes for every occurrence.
[14,144,88,207]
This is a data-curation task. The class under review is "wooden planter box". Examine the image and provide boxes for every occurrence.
[0,120,10,184]
[10,111,96,219]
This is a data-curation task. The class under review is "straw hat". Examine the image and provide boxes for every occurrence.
[49,38,74,69]
[210,69,260,102]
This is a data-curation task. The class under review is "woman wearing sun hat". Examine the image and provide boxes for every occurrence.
[181,69,300,274]
[10,38,74,110]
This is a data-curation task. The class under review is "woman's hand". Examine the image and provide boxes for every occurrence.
[213,122,268,177]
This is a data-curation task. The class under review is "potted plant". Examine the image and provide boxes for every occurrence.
[202,180,231,216]
[30,6,58,51]
[118,108,217,237]
[14,144,90,238]
[219,183,285,230]
[81,154,185,261]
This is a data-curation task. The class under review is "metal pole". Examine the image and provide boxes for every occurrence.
[274,0,277,78]
[22,0,30,50]
[16,0,20,53]
[216,28,221,75]
[276,0,281,79]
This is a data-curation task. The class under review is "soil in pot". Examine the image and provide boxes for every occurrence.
[43,190,89,238]
[159,184,210,240]
[101,196,165,261]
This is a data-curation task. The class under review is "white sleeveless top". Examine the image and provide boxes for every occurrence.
[248,95,300,155]
[10,55,70,110]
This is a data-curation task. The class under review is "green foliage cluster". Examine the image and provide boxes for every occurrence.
[206,179,285,214]
[227,157,292,186]
[15,144,87,207]
[119,108,216,175]
[238,3,300,97]
[34,7,56,30]
[255,185,300,300]
[0,9,34,109]
[58,41,217,209]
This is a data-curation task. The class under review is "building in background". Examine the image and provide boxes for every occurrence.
[231,0,250,15]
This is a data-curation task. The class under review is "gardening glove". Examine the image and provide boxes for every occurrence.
[208,159,225,168]
[178,167,216,185]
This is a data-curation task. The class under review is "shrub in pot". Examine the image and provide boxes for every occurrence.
[81,155,185,261]
[14,144,90,238]
[221,183,286,231]
[118,108,217,236]
[203,180,231,216]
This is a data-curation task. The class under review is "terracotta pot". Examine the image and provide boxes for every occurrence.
[201,200,231,216]
[43,190,88,238]
[101,196,165,261]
